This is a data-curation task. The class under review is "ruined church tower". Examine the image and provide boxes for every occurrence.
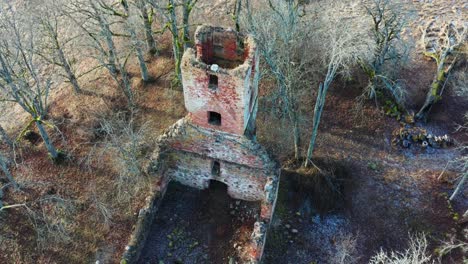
[145,25,279,263]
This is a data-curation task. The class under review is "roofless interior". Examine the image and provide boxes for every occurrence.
[196,27,248,69]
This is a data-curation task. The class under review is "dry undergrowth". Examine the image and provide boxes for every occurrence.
[0,35,186,263]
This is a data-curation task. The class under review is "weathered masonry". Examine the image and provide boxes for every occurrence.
[122,25,279,263]
[182,25,259,138]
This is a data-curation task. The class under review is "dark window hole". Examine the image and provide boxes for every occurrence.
[208,111,222,126]
[209,74,218,90]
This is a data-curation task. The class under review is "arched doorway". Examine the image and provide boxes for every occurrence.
[208,179,228,193]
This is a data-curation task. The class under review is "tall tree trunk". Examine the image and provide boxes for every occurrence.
[305,62,337,168]
[92,1,119,76]
[169,0,182,83]
[122,0,149,82]
[56,44,81,94]
[305,83,326,168]
[415,57,449,121]
[450,173,467,201]
[138,2,157,55]
[104,31,118,76]
[233,0,242,32]
[286,92,300,160]
[0,153,17,189]
[0,125,13,149]
[416,37,460,121]
[36,120,59,160]
[119,65,135,110]
[293,121,300,160]
[182,1,191,50]
[130,27,149,82]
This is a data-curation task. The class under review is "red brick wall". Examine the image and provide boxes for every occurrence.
[184,70,245,134]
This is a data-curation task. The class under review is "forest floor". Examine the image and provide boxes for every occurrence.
[0,0,467,263]
[259,75,467,263]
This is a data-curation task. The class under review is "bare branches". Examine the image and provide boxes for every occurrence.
[332,232,359,264]
[245,0,370,163]
[66,0,136,109]
[135,0,158,55]
[0,4,60,160]
[149,0,200,85]
[436,234,468,260]
[93,112,153,202]
[0,153,18,189]
[0,125,14,150]
[0,195,76,251]
[244,0,310,160]
[304,0,371,167]
[359,0,408,110]
[369,233,434,264]
[100,0,150,82]
[31,0,83,94]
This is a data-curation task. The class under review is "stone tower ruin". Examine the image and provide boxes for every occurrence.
[128,25,280,263]
[182,25,259,138]
[151,25,278,204]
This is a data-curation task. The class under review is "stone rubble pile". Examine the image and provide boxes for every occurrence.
[392,126,453,149]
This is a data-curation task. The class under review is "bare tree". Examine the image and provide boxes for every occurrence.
[109,0,150,82]
[68,0,136,109]
[0,195,75,250]
[415,20,467,121]
[332,232,359,264]
[122,0,150,82]
[95,112,152,202]
[0,123,17,189]
[304,0,372,167]
[33,0,83,94]
[358,0,408,110]
[0,152,17,190]
[0,5,60,161]
[135,0,157,55]
[450,113,468,201]
[232,0,242,32]
[181,0,199,50]
[151,0,200,85]
[369,233,433,264]
[151,0,182,84]
[0,125,13,150]
[436,233,468,261]
[244,0,311,160]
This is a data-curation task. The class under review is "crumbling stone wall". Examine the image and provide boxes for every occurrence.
[150,118,277,202]
[121,176,170,263]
